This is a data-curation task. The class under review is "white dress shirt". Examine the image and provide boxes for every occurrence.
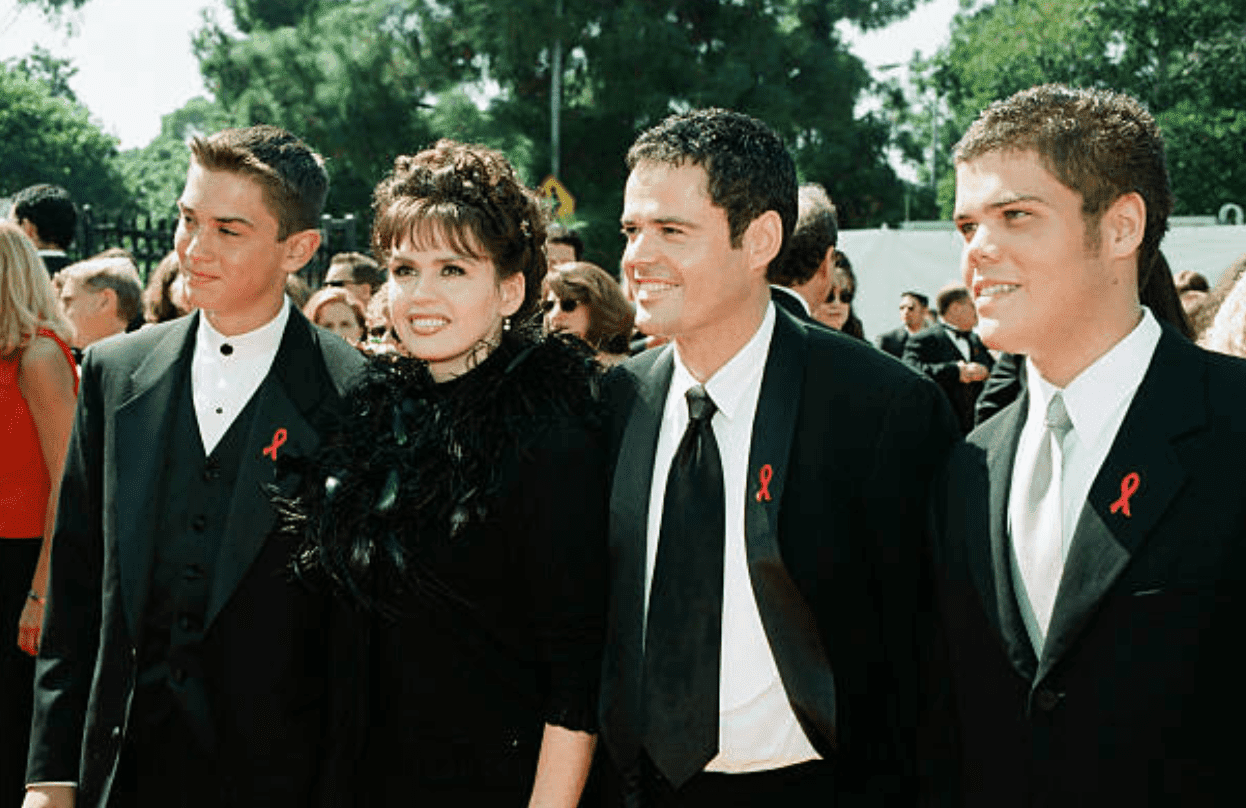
[191,301,290,455]
[643,302,820,772]
[943,323,972,361]
[1008,307,1161,650]
[770,284,812,317]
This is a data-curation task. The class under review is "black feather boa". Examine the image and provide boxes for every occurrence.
[273,331,602,611]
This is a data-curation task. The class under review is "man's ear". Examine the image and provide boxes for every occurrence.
[97,287,118,316]
[499,271,525,317]
[1102,191,1146,260]
[280,229,322,274]
[742,210,783,275]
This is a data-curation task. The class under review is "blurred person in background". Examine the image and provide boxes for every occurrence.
[303,286,367,344]
[811,250,864,338]
[767,184,837,325]
[324,251,384,309]
[543,261,634,365]
[903,282,993,435]
[57,256,144,350]
[546,222,584,266]
[143,251,192,324]
[0,222,77,806]
[877,291,930,358]
[9,185,76,277]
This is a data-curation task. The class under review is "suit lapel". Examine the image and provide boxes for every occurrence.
[970,394,1039,679]
[206,311,328,628]
[601,345,673,759]
[1036,330,1202,682]
[114,315,198,638]
[744,309,838,754]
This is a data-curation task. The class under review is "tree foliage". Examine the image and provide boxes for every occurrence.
[921,0,1246,216]
[0,62,128,213]
[194,0,929,265]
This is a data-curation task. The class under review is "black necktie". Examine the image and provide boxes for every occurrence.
[641,385,725,788]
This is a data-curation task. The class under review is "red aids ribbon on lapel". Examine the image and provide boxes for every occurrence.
[755,464,774,503]
[1109,472,1140,517]
[262,428,288,461]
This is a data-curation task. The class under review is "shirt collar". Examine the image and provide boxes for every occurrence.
[671,302,775,423]
[1025,307,1162,439]
[195,298,291,362]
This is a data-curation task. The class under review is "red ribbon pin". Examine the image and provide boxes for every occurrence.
[262,428,288,461]
[755,464,774,503]
[1109,472,1140,517]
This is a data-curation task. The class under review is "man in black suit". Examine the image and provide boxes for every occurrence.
[767,183,837,324]
[24,126,364,808]
[601,108,958,806]
[876,291,929,358]
[932,84,1246,806]
[903,284,994,434]
[10,185,76,276]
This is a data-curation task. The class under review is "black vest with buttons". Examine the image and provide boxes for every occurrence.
[134,367,263,746]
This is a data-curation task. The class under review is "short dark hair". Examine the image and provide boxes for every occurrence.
[627,108,797,255]
[188,125,328,239]
[546,222,584,261]
[12,184,76,249]
[901,291,929,309]
[372,140,548,323]
[935,284,972,316]
[328,251,384,290]
[767,184,837,287]
[955,84,1171,287]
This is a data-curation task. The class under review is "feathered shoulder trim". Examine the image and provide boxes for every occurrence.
[274,332,602,610]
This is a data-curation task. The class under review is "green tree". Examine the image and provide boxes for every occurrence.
[195,0,931,263]
[921,0,1246,216]
[7,45,78,102]
[115,97,238,221]
[0,62,129,214]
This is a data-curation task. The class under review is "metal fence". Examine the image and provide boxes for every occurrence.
[72,208,363,284]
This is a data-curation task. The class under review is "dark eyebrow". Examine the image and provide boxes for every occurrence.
[953,193,1044,222]
[620,215,698,229]
[176,200,254,229]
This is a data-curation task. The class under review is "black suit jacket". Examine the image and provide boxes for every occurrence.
[973,351,1024,428]
[600,307,958,802]
[770,284,816,324]
[27,309,364,808]
[876,327,910,359]
[931,326,1246,807]
[903,325,994,435]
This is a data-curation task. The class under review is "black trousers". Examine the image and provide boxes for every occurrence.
[112,708,225,808]
[607,752,837,808]
[0,538,41,808]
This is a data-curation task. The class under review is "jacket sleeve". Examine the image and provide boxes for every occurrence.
[903,330,962,386]
[26,349,107,784]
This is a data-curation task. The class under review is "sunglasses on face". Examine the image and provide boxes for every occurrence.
[324,280,348,288]
[827,288,854,304]
[541,297,581,314]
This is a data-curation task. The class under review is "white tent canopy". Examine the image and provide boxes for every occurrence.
[839,224,1246,342]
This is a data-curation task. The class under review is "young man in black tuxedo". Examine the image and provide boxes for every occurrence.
[933,84,1246,806]
[24,126,364,808]
[599,108,958,807]
[902,284,995,434]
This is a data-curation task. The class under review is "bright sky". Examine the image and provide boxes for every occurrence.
[0,0,961,152]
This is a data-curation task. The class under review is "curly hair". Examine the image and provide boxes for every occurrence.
[371,140,548,324]
[955,84,1172,288]
[627,108,797,254]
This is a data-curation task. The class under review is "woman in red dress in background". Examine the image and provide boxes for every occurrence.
[0,221,78,806]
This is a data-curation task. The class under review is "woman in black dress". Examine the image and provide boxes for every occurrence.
[284,141,606,805]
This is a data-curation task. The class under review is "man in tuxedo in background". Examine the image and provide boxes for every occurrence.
[903,284,994,434]
[24,125,364,808]
[932,84,1246,806]
[600,108,957,807]
[766,183,837,324]
[876,292,929,359]
[10,185,76,277]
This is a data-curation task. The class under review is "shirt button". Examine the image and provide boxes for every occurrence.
[191,514,207,532]
[171,667,187,684]
[183,564,205,582]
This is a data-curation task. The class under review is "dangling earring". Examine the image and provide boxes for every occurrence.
[503,317,511,332]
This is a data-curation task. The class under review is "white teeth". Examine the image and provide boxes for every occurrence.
[638,281,675,293]
[980,284,1019,296]
[409,317,447,329]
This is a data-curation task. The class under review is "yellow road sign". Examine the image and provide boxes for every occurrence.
[540,175,576,219]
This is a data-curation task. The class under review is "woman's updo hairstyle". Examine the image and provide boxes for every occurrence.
[371,140,548,324]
